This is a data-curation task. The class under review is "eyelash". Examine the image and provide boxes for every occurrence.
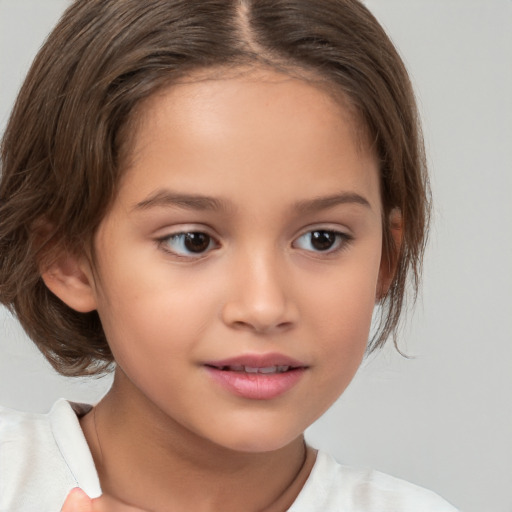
[157,232,219,259]
[292,230,352,256]
[157,229,352,259]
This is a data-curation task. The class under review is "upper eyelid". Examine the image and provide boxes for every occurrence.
[293,229,351,242]
[292,228,353,251]
[154,224,218,239]
[157,230,220,245]
[153,222,353,242]
[293,224,352,240]
[300,228,350,236]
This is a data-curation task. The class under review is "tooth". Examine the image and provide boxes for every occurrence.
[230,365,244,372]
[277,365,290,373]
[244,366,259,373]
[259,366,277,374]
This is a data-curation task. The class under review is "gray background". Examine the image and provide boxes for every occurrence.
[1,1,511,511]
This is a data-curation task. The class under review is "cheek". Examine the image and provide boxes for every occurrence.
[93,261,222,367]
[308,284,372,374]
[304,246,381,342]
[291,296,372,432]
[301,250,381,393]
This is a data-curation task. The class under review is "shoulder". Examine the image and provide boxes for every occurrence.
[0,400,101,511]
[290,450,459,512]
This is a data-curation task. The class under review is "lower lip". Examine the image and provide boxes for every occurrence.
[205,367,306,400]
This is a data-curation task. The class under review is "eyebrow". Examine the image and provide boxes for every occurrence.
[293,192,371,214]
[133,189,371,214]
[133,190,230,212]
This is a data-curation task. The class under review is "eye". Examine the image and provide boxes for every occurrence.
[159,232,217,257]
[293,230,349,253]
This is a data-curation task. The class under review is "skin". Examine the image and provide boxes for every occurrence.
[50,68,394,511]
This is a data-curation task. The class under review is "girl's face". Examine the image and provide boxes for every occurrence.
[88,69,384,452]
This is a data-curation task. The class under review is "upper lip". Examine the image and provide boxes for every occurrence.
[204,353,308,369]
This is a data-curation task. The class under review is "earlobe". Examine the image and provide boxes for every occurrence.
[41,252,97,313]
[376,208,403,301]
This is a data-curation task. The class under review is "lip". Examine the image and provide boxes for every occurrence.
[204,353,308,400]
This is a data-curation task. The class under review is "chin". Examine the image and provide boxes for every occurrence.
[211,425,304,454]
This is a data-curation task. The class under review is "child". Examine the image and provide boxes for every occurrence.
[0,0,458,510]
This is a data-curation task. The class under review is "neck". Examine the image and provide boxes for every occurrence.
[80,369,315,512]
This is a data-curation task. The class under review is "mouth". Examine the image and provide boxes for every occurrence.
[205,364,300,374]
[203,353,308,373]
[203,354,308,400]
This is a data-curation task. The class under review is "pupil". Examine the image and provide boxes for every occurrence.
[184,233,210,252]
[311,231,335,251]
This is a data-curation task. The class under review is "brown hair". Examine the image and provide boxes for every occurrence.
[0,0,429,376]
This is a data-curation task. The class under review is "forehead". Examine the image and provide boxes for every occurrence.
[115,68,380,214]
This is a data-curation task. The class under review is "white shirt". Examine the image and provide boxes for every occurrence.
[0,400,458,512]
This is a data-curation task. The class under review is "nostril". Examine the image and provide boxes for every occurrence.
[230,319,293,334]
[232,320,251,330]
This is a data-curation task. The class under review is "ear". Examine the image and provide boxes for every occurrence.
[376,208,403,301]
[40,250,97,313]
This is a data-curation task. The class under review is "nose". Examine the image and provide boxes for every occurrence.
[221,249,298,334]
